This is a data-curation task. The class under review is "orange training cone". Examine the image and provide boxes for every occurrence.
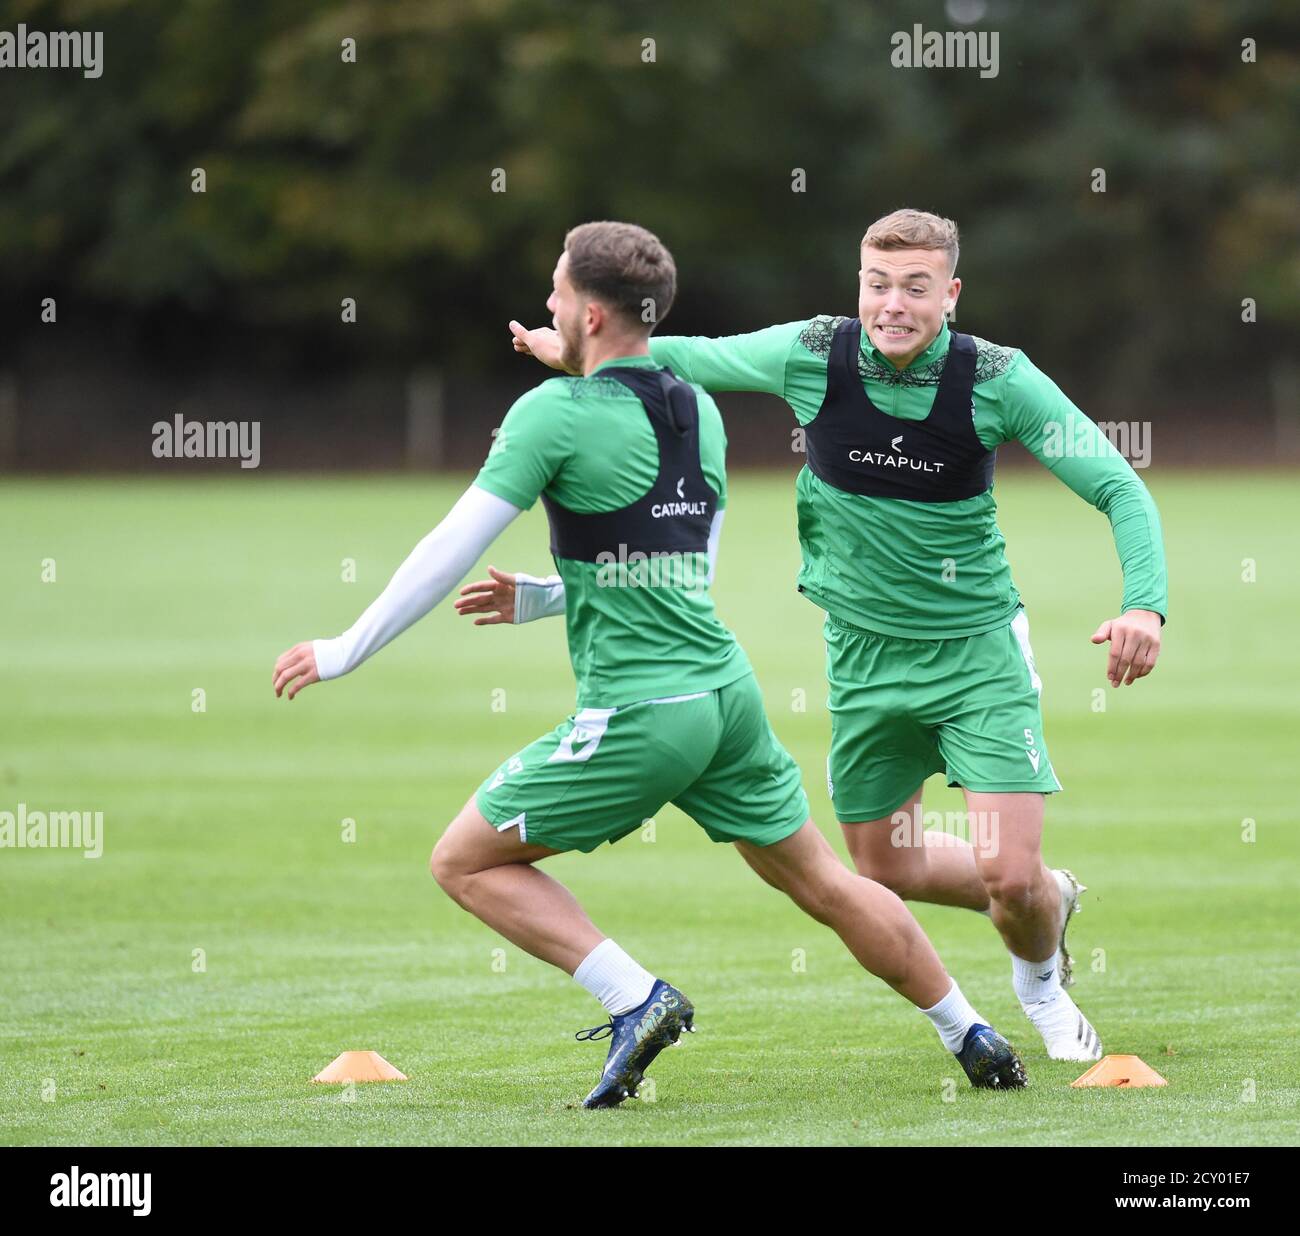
[1071,1054,1167,1088]
[311,1051,408,1083]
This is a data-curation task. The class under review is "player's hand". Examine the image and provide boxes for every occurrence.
[1090,609,1162,687]
[508,321,573,372]
[454,565,517,626]
[273,641,321,700]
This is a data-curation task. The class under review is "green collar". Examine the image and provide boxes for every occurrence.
[589,353,656,375]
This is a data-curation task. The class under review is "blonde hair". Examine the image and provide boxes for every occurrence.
[861,209,960,276]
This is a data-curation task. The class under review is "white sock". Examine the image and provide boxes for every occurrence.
[573,939,656,1016]
[921,979,985,1053]
[1011,950,1064,1006]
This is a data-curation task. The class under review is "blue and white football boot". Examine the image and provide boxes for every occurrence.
[576,979,695,1109]
[954,1023,1030,1089]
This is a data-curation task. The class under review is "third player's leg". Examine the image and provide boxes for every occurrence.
[839,785,991,911]
[734,819,952,1008]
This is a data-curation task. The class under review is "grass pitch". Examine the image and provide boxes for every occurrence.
[1,469,1297,1145]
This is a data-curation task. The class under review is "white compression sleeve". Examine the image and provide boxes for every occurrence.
[509,507,726,621]
[312,485,523,680]
[513,572,567,623]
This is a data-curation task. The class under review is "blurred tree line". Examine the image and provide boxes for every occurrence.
[1,0,1296,420]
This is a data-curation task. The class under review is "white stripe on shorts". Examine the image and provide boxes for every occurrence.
[1010,610,1043,694]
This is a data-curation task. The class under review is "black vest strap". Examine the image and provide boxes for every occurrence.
[540,367,715,563]
[804,319,995,501]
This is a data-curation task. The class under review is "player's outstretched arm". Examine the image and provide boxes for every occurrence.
[454,566,567,626]
[647,325,802,395]
[272,485,523,700]
[508,316,802,401]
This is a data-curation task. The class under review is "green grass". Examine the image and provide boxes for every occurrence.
[1,470,1297,1145]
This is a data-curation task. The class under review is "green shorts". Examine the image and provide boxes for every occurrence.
[475,671,809,853]
[824,608,1062,823]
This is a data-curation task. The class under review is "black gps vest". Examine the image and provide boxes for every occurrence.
[540,367,715,563]
[803,318,995,502]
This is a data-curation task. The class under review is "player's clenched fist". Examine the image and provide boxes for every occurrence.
[273,641,321,700]
[454,565,518,625]
[1090,608,1162,687]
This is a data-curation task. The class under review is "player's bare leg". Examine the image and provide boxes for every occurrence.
[840,785,990,911]
[964,790,1100,1060]
[429,796,692,1107]
[737,817,951,1006]
[842,788,1099,1061]
[962,791,1057,960]
[430,796,606,971]
[844,787,1084,981]
[735,819,1026,1087]
[842,787,1089,975]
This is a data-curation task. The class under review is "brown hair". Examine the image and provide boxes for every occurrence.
[563,221,676,331]
[862,209,960,275]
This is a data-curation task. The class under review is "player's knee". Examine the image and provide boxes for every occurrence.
[849,849,918,900]
[428,836,467,899]
[870,865,918,900]
[983,866,1037,911]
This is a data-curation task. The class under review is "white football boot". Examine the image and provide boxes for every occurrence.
[1025,988,1103,1061]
